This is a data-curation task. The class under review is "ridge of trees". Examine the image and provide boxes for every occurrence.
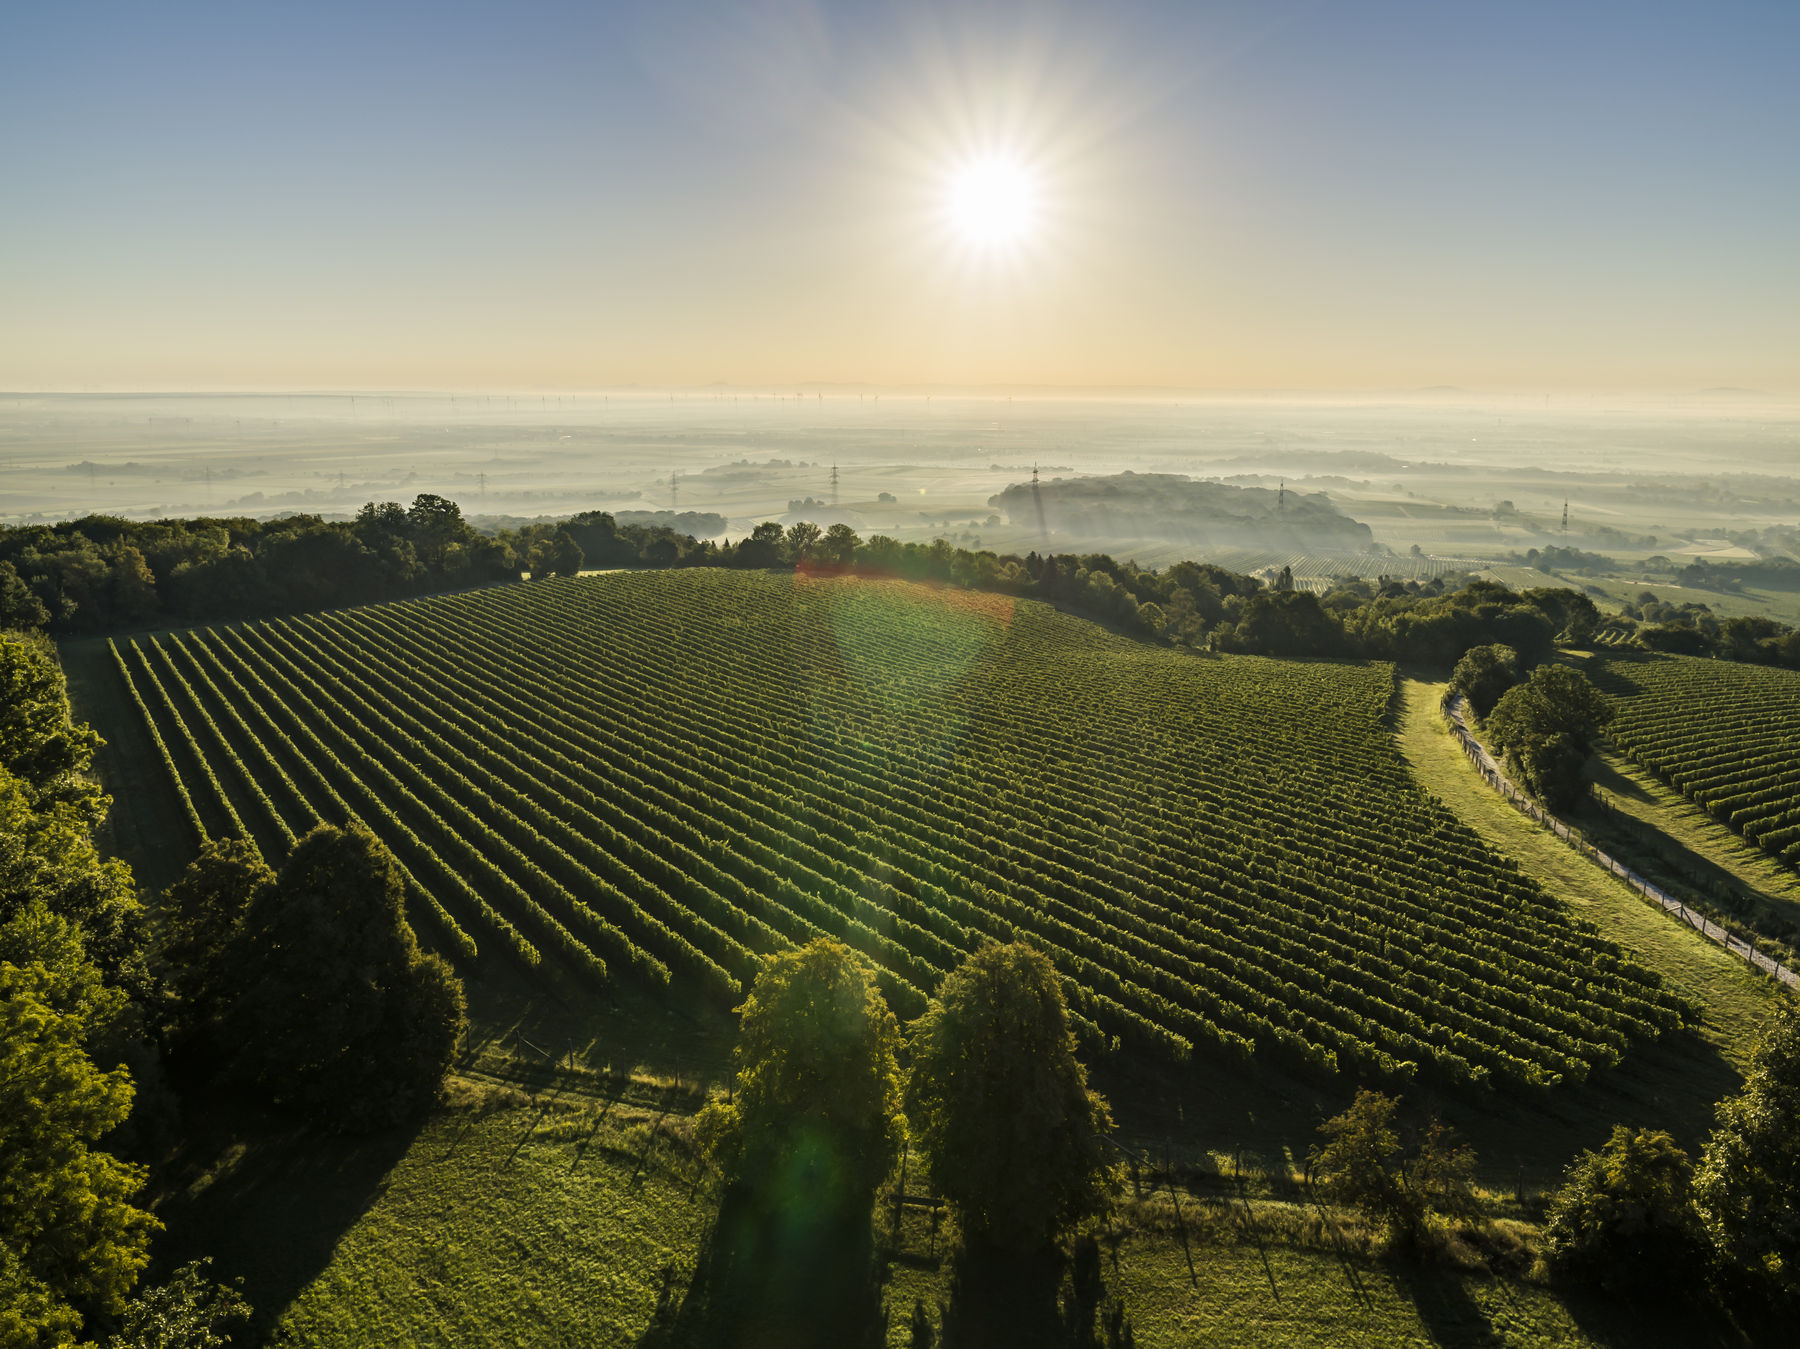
[0,498,1640,675]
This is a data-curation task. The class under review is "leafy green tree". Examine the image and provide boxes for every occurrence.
[1541,1126,1701,1290]
[156,840,275,1040]
[0,957,158,1337]
[905,943,1118,1257]
[0,632,105,823]
[0,758,145,996]
[404,493,471,574]
[785,521,823,565]
[1694,998,1800,1294]
[221,824,467,1131]
[1486,663,1612,811]
[734,522,788,569]
[105,1258,250,1349]
[106,544,159,626]
[1312,1089,1416,1234]
[1449,642,1519,718]
[822,523,860,567]
[697,938,902,1216]
[0,561,50,632]
[1310,1090,1478,1246]
[548,528,584,578]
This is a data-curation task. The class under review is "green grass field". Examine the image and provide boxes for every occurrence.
[144,1072,1765,1349]
[1394,676,1779,1074]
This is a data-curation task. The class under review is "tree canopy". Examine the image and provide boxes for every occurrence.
[216,824,467,1131]
[1486,663,1613,812]
[1310,1089,1477,1246]
[1449,642,1520,718]
[1,935,158,1340]
[698,939,902,1216]
[905,943,1117,1256]
[1541,1126,1702,1290]
[1694,998,1800,1295]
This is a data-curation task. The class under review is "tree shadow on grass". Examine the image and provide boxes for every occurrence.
[1554,1278,1769,1349]
[637,1184,887,1349]
[1386,1261,1498,1348]
[933,1238,1136,1349]
[145,1086,424,1341]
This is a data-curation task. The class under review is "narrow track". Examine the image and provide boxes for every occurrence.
[1444,694,1798,991]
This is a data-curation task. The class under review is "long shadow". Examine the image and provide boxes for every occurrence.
[637,1185,886,1349]
[1554,1279,1760,1349]
[1387,1260,1496,1348]
[938,1245,1067,1349]
[934,1239,1136,1349]
[146,1086,424,1342]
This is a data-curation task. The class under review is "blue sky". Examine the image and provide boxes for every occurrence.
[2,0,1795,388]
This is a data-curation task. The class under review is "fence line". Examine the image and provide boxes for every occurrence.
[1442,695,1798,991]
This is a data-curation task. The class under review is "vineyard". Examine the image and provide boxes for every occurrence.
[1593,652,1800,868]
[112,571,1690,1091]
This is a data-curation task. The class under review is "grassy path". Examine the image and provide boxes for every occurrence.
[1394,676,1779,1072]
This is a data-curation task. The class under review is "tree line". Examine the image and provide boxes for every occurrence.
[9,493,1800,672]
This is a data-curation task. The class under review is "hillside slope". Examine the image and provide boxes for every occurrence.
[103,570,1687,1089]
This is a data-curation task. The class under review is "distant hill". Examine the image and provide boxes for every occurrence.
[988,471,1375,552]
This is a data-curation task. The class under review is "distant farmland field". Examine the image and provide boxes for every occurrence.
[1594,652,1800,868]
[112,571,1688,1089]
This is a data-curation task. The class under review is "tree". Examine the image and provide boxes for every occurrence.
[734,522,788,569]
[1310,1090,1478,1247]
[1694,998,1800,1294]
[0,632,105,823]
[0,957,158,1335]
[105,1258,250,1349]
[1311,1089,1415,1235]
[1449,643,1519,718]
[821,523,860,568]
[404,493,470,574]
[697,938,902,1217]
[785,521,823,565]
[1541,1126,1701,1290]
[905,943,1117,1257]
[1485,663,1612,811]
[548,528,584,578]
[0,561,50,631]
[107,544,159,625]
[156,840,275,1043]
[220,824,466,1131]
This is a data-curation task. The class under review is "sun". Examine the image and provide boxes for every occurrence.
[943,155,1040,251]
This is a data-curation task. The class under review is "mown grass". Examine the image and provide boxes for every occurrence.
[152,1081,714,1348]
[148,1081,1761,1349]
[1394,675,1780,1072]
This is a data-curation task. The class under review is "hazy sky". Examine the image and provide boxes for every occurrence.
[3,1,1796,391]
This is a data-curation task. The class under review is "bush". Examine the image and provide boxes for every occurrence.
[1540,1126,1702,1290]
